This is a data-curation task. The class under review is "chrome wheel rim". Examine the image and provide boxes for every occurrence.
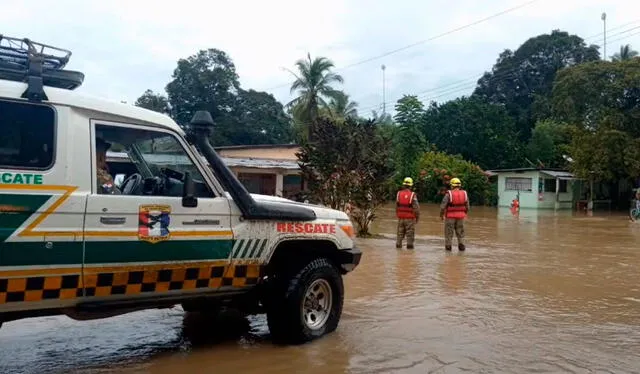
[302,279,333,330]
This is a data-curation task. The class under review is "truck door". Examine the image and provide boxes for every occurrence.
[1,101,86,312]
[81,120,233,303]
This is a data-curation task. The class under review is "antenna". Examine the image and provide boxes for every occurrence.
[0,35,85,101]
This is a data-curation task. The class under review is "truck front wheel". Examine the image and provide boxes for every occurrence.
[265,257,344,344]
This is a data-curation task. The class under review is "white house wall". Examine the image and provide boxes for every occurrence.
[497,171,539,208]
[497,171,574,209]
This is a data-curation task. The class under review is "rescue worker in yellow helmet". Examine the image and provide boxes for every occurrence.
[396,177,420,249]
[439,177,469,251]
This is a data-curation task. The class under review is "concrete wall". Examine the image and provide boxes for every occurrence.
[497,171,574,209]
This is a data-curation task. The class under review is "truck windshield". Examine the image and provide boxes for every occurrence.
[132,135,208,184]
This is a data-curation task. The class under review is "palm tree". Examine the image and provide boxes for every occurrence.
[611,44,639,61]
[287,53,344,131]
[328,91,358,119]
[370,110,394,126]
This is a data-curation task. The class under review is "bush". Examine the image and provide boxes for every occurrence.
[412,151,494,205]
[296,116,394,237]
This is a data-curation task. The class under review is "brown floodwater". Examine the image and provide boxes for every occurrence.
[2,204,640,373]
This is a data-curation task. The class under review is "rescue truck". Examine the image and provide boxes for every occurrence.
[0,35,361,344]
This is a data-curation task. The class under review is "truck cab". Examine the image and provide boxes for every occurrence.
[0,36,361,344]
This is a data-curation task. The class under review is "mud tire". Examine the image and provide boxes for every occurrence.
[265,257,344,344]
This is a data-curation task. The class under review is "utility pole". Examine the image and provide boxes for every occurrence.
[381,64,386,115]
[601,12,607,60]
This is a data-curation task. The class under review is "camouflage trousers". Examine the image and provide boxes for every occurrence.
[444,218,465,248]
[396,218,416,248]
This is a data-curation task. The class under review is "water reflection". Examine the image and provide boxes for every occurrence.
[438,253,467,295]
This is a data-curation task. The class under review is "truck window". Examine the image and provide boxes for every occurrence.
[95,123,214,198]
[0,100,55,170]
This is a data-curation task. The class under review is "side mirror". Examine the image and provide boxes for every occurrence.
[182,171,198,208]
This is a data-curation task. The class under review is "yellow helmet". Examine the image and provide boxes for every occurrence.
[450,177,461,186]
[403,177,414,186]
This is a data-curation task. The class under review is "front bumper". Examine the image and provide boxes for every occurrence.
[336,247,362,273]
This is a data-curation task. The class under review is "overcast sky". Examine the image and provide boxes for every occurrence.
[2,0,639,116]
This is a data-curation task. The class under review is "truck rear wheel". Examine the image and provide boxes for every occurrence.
[266,257,344,344]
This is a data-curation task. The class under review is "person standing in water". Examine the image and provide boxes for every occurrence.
[395,177,420,249]
[630,190,640,222]
[440,177,469,251]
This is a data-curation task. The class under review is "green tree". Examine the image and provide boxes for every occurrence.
[393,95,427,181]
[568,128,640,182]
[414,151,494,206]
[296,117,394,237]
[287,54,344,139]
[228,89,294,145]
[550,58,640,182]
[422,96,522,169]
[166,49,240,131]
[612,44,639,61]
[161,48,293,146]
[134,89,171,114]
[525,120,571,168]
[327,91,358,119]
[473,29,600,141]
[551,58,640,136]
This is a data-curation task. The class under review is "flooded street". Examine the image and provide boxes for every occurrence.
[2,204,640,373]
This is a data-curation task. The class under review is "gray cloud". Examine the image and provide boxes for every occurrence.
[1,0,638,116]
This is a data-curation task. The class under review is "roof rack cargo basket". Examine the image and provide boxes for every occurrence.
[0,35,85,101]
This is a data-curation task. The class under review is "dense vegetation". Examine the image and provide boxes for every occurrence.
[134,31,639,235]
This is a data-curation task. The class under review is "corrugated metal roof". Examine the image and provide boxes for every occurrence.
[540,170,576,179]
[106,151,299,170]
[487,167,568,173]
[222,157,299,170]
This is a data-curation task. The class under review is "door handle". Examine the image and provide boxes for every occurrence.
[100,217,126,225]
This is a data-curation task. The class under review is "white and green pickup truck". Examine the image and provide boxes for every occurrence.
[0,36,361,344]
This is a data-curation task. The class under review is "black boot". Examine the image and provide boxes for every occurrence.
[458,244,466,251]
[445,245,452,251]
[407,244,414,249]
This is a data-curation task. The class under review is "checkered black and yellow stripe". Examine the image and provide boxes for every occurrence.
[0,264,263,304]
[0,274,82,303]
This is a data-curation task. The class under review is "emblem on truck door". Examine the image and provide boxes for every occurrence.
[138,204,171,243]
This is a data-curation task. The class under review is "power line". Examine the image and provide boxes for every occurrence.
[260,0,543,92]
[351,20,640,110]
[351,24,634,111]
[355,21,640,114]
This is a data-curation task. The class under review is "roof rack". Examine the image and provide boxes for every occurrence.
[0,35,85,101]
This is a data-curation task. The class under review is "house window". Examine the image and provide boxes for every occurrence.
[283,174,302,198]
[505,177,532,192]
[0,100,55,170]
[542,178,569,193]
[544,178,556,192]
[238,173,276,195]
[559,179,568,193]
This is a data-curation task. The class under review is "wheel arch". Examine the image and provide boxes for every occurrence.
[265,239,348,276]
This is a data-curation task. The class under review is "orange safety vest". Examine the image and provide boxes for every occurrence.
[445,189,468,219]
[396,189,416,219]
